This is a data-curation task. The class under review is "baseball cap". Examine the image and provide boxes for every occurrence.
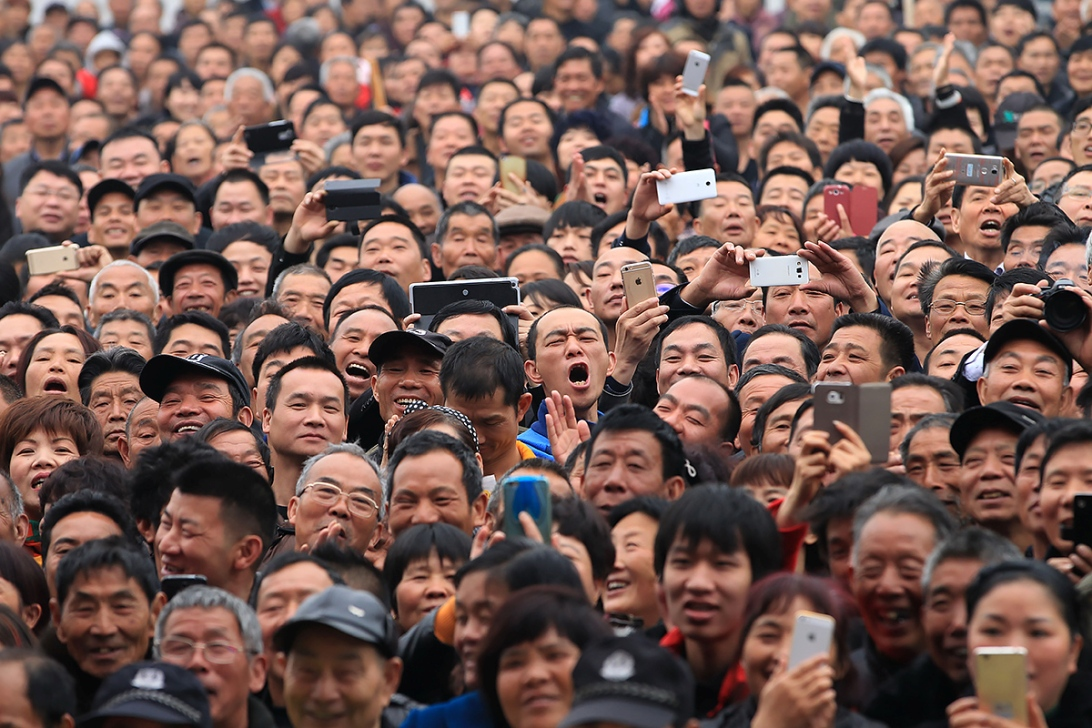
[87,178,135,220]
[157,250,239,297]
[949,401,1045,459]
[274,586,399,657]
[495,204,550,236]
[24,76,66,105]
[369,329,450,369]
[994,91,1045,150]
[810,61,846,88]
[135,173,197,209]
[140,353,250,405]
[129,221,196,257]
[78,661,212,728]
[560,634,696,728]
[983,318,1072,377]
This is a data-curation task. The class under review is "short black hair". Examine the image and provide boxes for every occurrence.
[324,268,411,329]
[440,335,525,410]
[945,0,986,24]
[40,489,142,557]
[350,110,406,148]
[859,37,908,70]
[206,221,279,254]
[758,130,822,175]
[1000,200,1069,253]
[27,281,81,312]
[55,536,159,609]
[0,300,59,329]
[265,355,348,413]
[129,438,221,531]
[1037,221,1087,270]
[891,372,965,412]
[497,97,556,140]
[985,266,1051,321]
[359,214,429,259]
[543,200,607,241]
[154,310,231,357]
[100,127,161,160]
[917,257,995,316]
[173,456,278,555]
[435,200,498,249]
[388,430,483,506]
[803,470,896,563]
[251,321,333,384]
[829,312,916,374]
[0,650,75,725]
[758,165,816,202]
[585,404,687,483]
[505,244,565,279]
[194,417,271,479]
[753,98,804,134]
[743,323,822,377]
[606,495,670,528]
[752,382,812,450]
[666,235,720,269]
[19,159,82,196]
[38,456,130,512]
[735,363,808,397]
[213,168,270,206]
[553,497,614,582]
[553,46,602,78]
[417,68,461,99]
[653,315,738,372]
[429,110,480,141]
[575,145,628,187]
[382,523,471,615]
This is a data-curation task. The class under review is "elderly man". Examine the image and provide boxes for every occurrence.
[86,260,159,328]
[140,352,254,442]
[288,444,383,556]
[225,68,276,127]
[159,250,239,318]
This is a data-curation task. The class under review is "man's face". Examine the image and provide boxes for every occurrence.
[921,558,984,683]
[90,192,137,255]
[100,137,163,188]
[852,512,937,663]
[587,246,648,325]
[977,340,1071,417]
[1058,170,1092,225]
[545,225,593,265]
[274,272,329,335]
[1069,108,1092,167]
[330,308,398,400]
[959,428,1019,529]
[751,111,799,160]
[351,124,405,185]
[388,448,482,536]
[475,81,519,132]
[926,274,991,341]
[288,452,381,555]
[446,387,527,476]
[1043,243,1089,290]
[195,48,236,80]
[764,50,807,100]
[581,158,627,214]
[211,180,270,230]
[159,606,265,728]
[1031,159,1072,197]
[653,376,731,448]
[765,270,845,347]
[162,323,225,358]
[135,191,200,234]
[658,537,752,646]
[0,313,46,377]
[890,245,947,324]
[583,429,672,516]
[874,220,939,304]
[741,332,809,377]
[1015,110,1062,175]
[434,313,503,344]
[758,173,808,216]
[1003,224,1050,271]
[89,372,143,456]
[221,241,272,299]
[527,307,613,418]
[804,105,839,162]
[357,224,427,293]
[391,186,442,237]
[258,159,306,218]
[903,427,959,519]
[708,181,758,246]
[155,490,238,588]
[255,562,334,684]
[24,89,69,140]
[228,77,272,127]
[890,381,947,450]
[44,511,124,598]
[864,98,908,154]
[1040,441,1092,552]
[371,350,444,421]
[441,153,497,205]
[0,662,47,728]
[263,367,346,462]
[169,263,232,317]
[433,212,497,277]
[501,101,554,159]
[656,322,735,393]
[554,59,602,113]
[98,68,136,117]
[713,85,756,139]
[327,282,392,330]
[817,324,898,384]
[237,314,291,389]
[156,375,238,442]
[56,566,160,678]
[282,627,400,728]
[16,170,80,238]
[428,118,479,182]
[737,373,796,456]
[951,186,1017,256]
[253,344,320,420]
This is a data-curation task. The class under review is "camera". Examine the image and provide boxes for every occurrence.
[1038,279,1087,332]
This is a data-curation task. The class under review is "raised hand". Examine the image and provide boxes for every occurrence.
[915,147,956,224]
[220,126,254,171]
[991,158,1037,208]
[680,242,764,309]
[799,240,878,313]
[674,76,707,141]
[544,391,591,467]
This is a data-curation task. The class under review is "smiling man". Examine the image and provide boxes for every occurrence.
[816,313,915,384]
[159,250,239,318]
[358,216,432,295]
[368,329,449,424]
[140,352,253,443]
[288,444,383,556]
[976,319,1073,418]
[87,178,137,259]
[87,261,159,328]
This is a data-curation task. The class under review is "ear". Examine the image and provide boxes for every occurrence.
[655,580,669,623]
[924,314,933,340]
[1068,632,1083,675]
[234,534,265,572]
[949,207,961,235]
[692,217,704,235]
[60,715,75,728]
[224,289,238,306]
[431,241,443,268]
[191,212,204,236]
[237,406,254,427]
[150,591,167,622]
[248,651,269,693]
[1061,383,1076,415]
[605,350,616,377]
[834,300,849,317]
[262,406,273,435]
[265,206,274,226]
[885,365,906,382]
[471,491,489,530]
[159,160,170,173]
[136,518,156,545]
[420,257,432,283]
[21,602,41,629]
[50,598,63,641]
[582,284,594,310]
[13,513,28,546]
[286,496,301,526]
[516,391,533,422]
[976,374,990,404]
[727,363,740,389]
[664,475,685,501]
[383,656,404,703]
[276,651,287,676]
[524,357,544,386]
[370,372,379,393]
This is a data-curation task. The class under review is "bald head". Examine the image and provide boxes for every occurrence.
[391,183,443,236]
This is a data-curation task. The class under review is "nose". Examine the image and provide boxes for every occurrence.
[948,599,968,638]
[876,563,904,594]
[90,607,118,636]
[660,408,685,437]
[411,502,441,525]
[109,397,127,423]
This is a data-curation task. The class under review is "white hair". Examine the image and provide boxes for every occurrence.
[319,56,359,86]
[225,67,275,104]
[864,87,915,129]
[89,260,160,308]
[155,585,263,657]
[820,28,865,61]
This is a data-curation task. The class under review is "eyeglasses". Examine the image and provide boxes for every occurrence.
[158,637,246,665]
[1062,186,1092,200]
[302,482,379,518]
[715,299,764,314]
[1074,120,1092,136]
[930,299,987,316]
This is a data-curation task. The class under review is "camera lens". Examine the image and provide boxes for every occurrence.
[1044,288,1087,332]
[462,289,469,296]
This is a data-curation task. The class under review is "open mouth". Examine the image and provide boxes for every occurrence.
[977,489,1012,503]
[593,192,607,205]
[980,219,1001,235]
[174,422,203,435]
[874,607,913,628]
[605,578,629,593]
[31,473,49,491]
[346,363,370,380]
[568,363,589,385]
[43,377,67,393]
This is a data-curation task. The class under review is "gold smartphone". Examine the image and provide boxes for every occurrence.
[499,156,526,193]
[621,261,656,306]
[975,647,1029,725]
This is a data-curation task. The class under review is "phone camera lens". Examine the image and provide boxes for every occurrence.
[462,289,469,296]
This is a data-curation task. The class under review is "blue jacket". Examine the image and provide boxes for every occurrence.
[399,691,492,728]
[517,400,603,461]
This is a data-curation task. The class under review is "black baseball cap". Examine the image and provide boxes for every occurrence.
[135,173,197,209]
[983,318,1072,377]
[140,353,250,405]
[949,401,1045,459]
[129,220,196,256]
[87,178,135,220]
[24,76,67,105]
[369,329,450,369]
[274,586,399,657]
[561,634,695,728]
[157,250,239,297]
[78,661,212,728]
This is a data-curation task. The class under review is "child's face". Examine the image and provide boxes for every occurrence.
[395,549,462,633]
[657,535,753,646]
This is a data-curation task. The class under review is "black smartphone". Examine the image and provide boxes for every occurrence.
[324,179,383,222]
[161,574,207,600]
[1064,493,1092,547]
[244,120,296,156]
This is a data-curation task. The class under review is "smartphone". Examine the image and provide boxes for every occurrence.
[946,153,1004,187]
[161,574,207,600]
[975,647,1029,725]
[812,382,891,463]
[26,245,78,276]
[621,261,656,305]
[788,611,835,669]
[656,168,717,205]
[244,119,296,156]
[324,178,383,222]
[502,475,551,540]
[749,254,809,287]
[681,50,711,96]
[410,277,520,329]
[499,156,526,194]
[823,184,851,226]
[1063,492,1092,546]
[451,10,470,39]
[849,185,879,236]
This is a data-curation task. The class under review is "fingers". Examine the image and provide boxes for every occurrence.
[231,125,245,144]
[519,510,545,542]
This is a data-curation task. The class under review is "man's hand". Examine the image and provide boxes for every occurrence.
[1041,284,1092,373]
[915,147,956,223]
[57,241,113,284]
[628,168,675,232]
[544,391,591,467]
[286,189,339,252]
[612,296,669,385]
[563,153,591,205]
[827,421,872,480]
[932,33,955,92]
[680,242,763,309]
[503,304,534,358]
[799,240,878,312]
[674,76,707,141]
[220,126,254,171]
[998,281,1047,326]
[493,176,553,212]
[290,139,326,176]
[991,157,1037,208]
[778,430,830,527]
[846,56,868,100]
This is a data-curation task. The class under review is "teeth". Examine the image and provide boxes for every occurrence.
[346,364,369,378]
[606,580,627,591]
[177,425,199,433]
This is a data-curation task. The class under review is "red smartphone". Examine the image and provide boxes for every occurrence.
[823,184,851,228]
[849,186,879,236]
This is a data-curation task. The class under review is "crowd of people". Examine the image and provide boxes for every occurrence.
[3,0,1092,727]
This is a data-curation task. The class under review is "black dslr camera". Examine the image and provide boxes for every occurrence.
[1038,279,1087,332]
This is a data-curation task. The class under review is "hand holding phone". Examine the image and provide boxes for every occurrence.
[945,153,1004,187]
[656,168,717,205]
[749,255,809,287]
[974,647,1028,725]
[502,476,551,540]
[26,245,78,277]
[681,50,711,96]
[621,261,656,305]
[499,156,526,194]
[788,611,835,669]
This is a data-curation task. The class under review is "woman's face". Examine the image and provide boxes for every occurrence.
[394,549,460,633]
[172,125,216,184]
[301,103,348,147]
[647,75,676,114]
[165,81,201,122]
[603,511,659,623]
[8,427,81,521]
[24,333,86,402]
[753,215,802,254]
[893,148,926,188]
[270,46,303,84]
[496,627,582,728]
[556,129,601,173]
[634,34,670,71]
[742,596,827,696]
[888,181,923,215]
[967,580,1081,712]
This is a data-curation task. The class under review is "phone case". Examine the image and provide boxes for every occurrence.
[788,611,835,669]
[823,185,851,227]
[849,186,879,236]
[621,261,656,304]
[681,51,711,96]
[813,382,891,463]
[502,476,551,540]
[26,246,79,276]
[975,648,1028,725]
[409,278,521,328]
[452,11,470,39]
[1067,492,1092,546]
[748,255,809,287]
[499,156,526,194]
[244,120,296,155]
[946,153,1004,187]
[656,168,717,205]
[324,178,382,222]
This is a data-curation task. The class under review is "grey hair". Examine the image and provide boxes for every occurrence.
[225,68,275,104]
[921,526,1022,594]
[296,443,384,519]
[271,263,330,299]
[89,260,160,308]
[899,412,957,467]
[851,484,957,569]
[323,131,351,162]
[154,585,263,657]
[819,28,865,60]
[0,471,24,519]
[864,87,914,128]
[319,56,358,86]
[124,396,152,440]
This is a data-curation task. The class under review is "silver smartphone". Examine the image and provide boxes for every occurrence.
[945,153,1004,187]
[451,11,470,39]
[26,245,78,276]
[788,611,835,669]
[681,50,710,96]
[749,255,809,287]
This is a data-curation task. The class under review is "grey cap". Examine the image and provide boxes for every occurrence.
[273,586,398,657]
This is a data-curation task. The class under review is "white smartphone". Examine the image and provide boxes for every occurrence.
[749,255,810,287]
[788,611,835,669]
[681,50,711,96]
[974,647,1029,725]
[451,11,470,39]
[26,245,78,276]
[656,168,717,205]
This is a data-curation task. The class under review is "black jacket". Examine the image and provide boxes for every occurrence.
[863,653,966,728]
[704,696,889,728]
